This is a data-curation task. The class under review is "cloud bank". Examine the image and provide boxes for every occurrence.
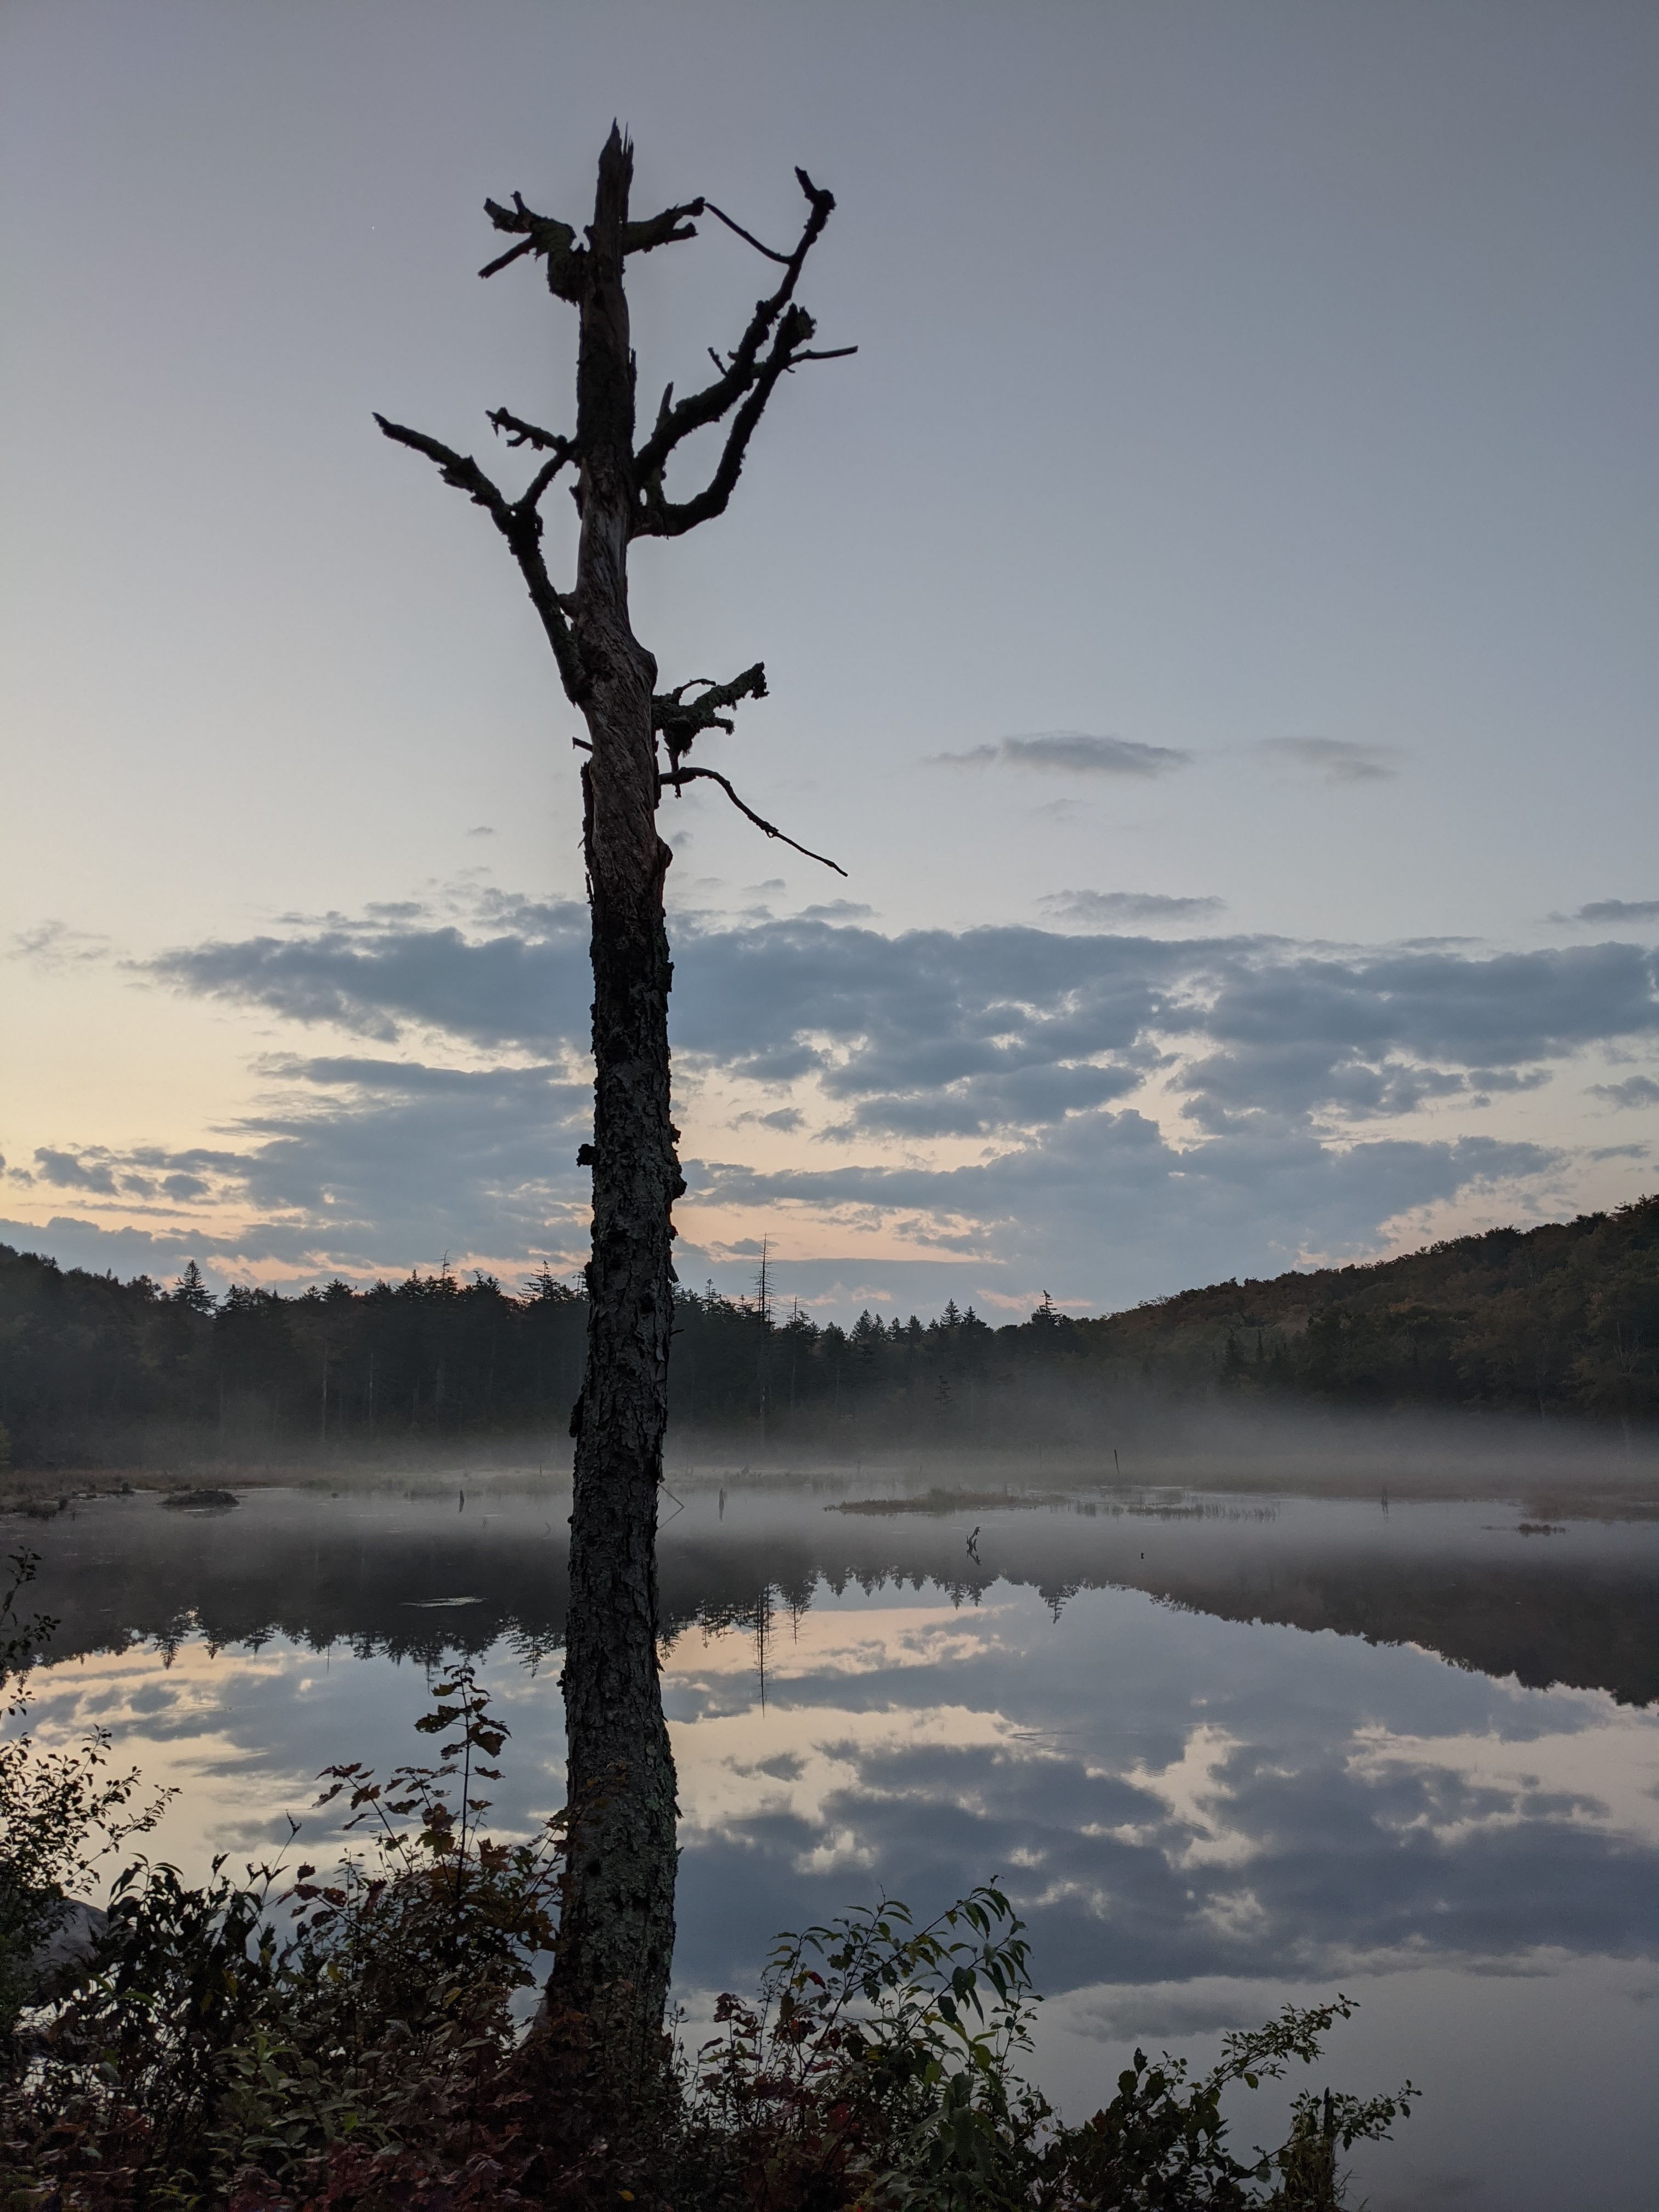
[1040,891,1226,929]
[9,889,1655,1311]
[1570,899,1659,926]
[1252,737,1400,784]
[930,732,1192,777]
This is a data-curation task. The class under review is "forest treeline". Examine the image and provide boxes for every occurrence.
[1,1196,1655,1468]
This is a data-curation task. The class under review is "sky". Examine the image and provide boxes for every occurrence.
[3,0,1656,1321]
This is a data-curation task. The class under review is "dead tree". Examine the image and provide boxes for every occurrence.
[375,129,848,2069]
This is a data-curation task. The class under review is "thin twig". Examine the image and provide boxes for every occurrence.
[665,765,845,875]
[703,201,792,264]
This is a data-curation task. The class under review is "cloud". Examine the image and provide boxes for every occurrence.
[12,1046,595,1286]
[1466,1068,1553,1094]
[836,1060,1144,1142]
[33,1147,121,1194]
[10,919,114,969]
[0,1215,216,1284]
[1167,941,1659,1131]
[147,898,590,1052]
[673,923,1656,1143]
[929,732,1192,777]
[1588,1074,1659,1110]
[219,1058,592,1268]
[1354,948,1651,1061]
[1041,890,1226,929]
[744,1107,806,1134]
[12,888,1644,1307]
[1568,899,1659,925]
[1252,737,1399,784]
[690,1118,1561,1295]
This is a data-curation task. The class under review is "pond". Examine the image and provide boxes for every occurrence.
[14,1467,1659,2211]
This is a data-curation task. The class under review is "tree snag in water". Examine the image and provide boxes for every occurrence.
[375,128,848,2074]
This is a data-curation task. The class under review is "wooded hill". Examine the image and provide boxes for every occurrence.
[1076,1193,1659,1423]
[1,1195,1654,1468]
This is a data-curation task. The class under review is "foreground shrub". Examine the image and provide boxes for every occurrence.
[6,1662,561,2207]
[0,1553,167,2056]
[672,1889,1414,2211]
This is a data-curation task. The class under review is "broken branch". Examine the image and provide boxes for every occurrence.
[374,416,513,520]
[636,308,829,538]
[375,413,586,702]
[633,167,838,484]
[479,192,584,300]
[487,407,574,457]
[521,452,573,511]
[620,199,705,255]
[653,662,768,768]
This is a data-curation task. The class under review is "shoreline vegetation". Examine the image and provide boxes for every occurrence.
[1,1199,1655,1487]
[0,1557,1420,2209]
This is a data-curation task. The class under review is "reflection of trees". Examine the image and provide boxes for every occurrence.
[23,1495,1656,1706]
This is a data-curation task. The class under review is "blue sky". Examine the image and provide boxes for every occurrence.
[3,1,1656,1316]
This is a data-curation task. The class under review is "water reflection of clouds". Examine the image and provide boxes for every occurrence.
[673,1700,1037,1875]
[24,1575,1656,1999]
[652,1582,1659,2000]
[24,1644,325,1861]
[1346,1707,1659,1853]
[18,1490,1656,2209]
[1093,1722,1261,1870]
[666,1598,1014,1692]
[649,1582,1659,2207]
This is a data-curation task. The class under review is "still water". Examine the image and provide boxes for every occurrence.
[16,1471,1659,2211]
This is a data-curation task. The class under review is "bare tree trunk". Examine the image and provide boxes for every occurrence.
[375,125,847,2080]
[556,135,679,2042]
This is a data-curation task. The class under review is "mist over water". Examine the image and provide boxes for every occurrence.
[12,1425,1658,2212]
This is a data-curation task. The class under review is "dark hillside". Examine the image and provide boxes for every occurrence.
[1,1196,1654,1470]
[1082,1194,1659,1420]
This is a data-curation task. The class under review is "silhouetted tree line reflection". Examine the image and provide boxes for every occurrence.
[2,1195,1655,1469]
[21,1489,1657,1704]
